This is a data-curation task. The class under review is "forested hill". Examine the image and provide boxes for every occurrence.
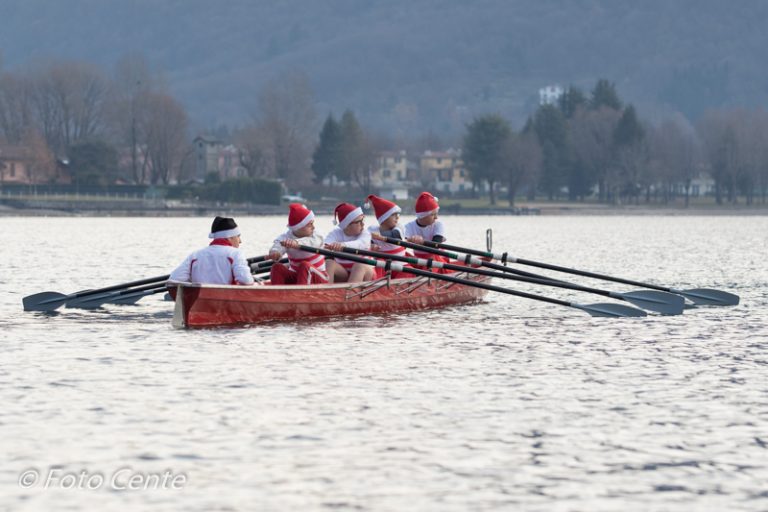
[1,0,766,134]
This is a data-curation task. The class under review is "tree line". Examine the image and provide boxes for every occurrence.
[0,55,189,186]
[0,57,323,189]
[3,56,768,206]
[462,80,768,206]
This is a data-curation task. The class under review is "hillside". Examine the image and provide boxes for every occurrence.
[1,0,766,134]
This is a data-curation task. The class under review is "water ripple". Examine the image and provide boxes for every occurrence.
[1,216,767,511]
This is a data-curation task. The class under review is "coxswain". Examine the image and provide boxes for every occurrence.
[169,216,255,285]
[324,202,375,283]
[267,203,328,285]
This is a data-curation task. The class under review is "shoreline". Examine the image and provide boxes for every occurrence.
[2,203,768,217]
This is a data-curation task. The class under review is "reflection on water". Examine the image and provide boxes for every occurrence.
[1,216,767,511]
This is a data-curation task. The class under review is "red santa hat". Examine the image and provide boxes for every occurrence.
[209,216,241,239]
[365,194,401,224]
[287,203,315,230]
[333,202,364,229]
[415,191,439,218]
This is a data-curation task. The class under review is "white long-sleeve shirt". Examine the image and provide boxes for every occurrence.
[270,230,326,271]
[403,219,446,242]
[169,243,255,285]
[324,226,372,267]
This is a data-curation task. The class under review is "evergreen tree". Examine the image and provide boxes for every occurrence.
[311,114,342,184]
[613,105,644,147]
[532,104,568,200]
[559,85,587,118]
[613,105,648,204]
[462,114,511,205]
[339,109,372,192]
[590,79,622,111]
[68,139,118,187]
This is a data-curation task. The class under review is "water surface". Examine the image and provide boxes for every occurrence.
[1,215,766,511]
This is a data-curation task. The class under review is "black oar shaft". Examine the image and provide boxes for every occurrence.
[382,237,568,282]
[300,245,574,308]
[61,254,269,301]
[345,246,616,298]
[424,240,499,259]
[66,258,283,309]
[417,239,668,292]
[423,240,737,306]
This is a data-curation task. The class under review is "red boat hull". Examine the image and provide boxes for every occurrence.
[171,274,489,328]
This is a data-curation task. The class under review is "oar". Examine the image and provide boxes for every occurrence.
[23,254,272,312]
[299,245,646,318]
[340,246,684,315]
[416,240,740,307]
[66,282,168,309]
[382,236,573,283]
[66,258,286,309]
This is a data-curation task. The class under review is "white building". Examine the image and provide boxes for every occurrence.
[539,85,564,106]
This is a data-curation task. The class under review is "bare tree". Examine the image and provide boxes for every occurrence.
[698,110,741,204]
[754,110,768,204]
[734,109,764,205]
[233,125,272,178]
[569,107,621,202]
[142,93,189,184]
[649,115,703,206]
[22,129,56,186]
[501,132,541,206]
[0,72,33,144]
[614,140,649,204]
[107,54,162,183]
[255,71,317,187]
[26,61,108,154]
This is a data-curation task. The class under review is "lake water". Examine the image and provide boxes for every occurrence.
[1,215,767,511]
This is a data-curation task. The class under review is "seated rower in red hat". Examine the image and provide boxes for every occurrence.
[403,191,452,273]
[169,216,255,285]
[366,194,412,279]
[268,203,328,285]
[324,202,375,283]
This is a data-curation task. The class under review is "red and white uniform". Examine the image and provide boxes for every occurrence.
[170,239,255,285]
[325,227,372,270]
[269,231,328,285]
[368,224,407,257]
[369,224,415,279]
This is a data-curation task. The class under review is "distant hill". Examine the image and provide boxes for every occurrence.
[1,0,766,134]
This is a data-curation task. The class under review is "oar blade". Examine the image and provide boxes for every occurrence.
[577,302,648,318]
[679,288,740,306]
[22,291,68,312]
[621,290,685,315]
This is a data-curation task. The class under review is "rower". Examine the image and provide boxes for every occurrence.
[403,191,452,272]
[267,203,328,285]
[169,216,255,285]
[324,202,375,283]
[365,194,413,279]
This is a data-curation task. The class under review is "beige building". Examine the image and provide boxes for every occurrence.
[419,149,470,194]
[370,150,415,199]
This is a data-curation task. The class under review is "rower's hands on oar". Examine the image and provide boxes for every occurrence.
[325,242,345,252]
[371,232,386,242]
[269,250,283,261]
[281,239,300,250]
[408,235,424,244]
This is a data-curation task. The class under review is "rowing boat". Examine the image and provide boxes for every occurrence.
[169,272,490,328]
